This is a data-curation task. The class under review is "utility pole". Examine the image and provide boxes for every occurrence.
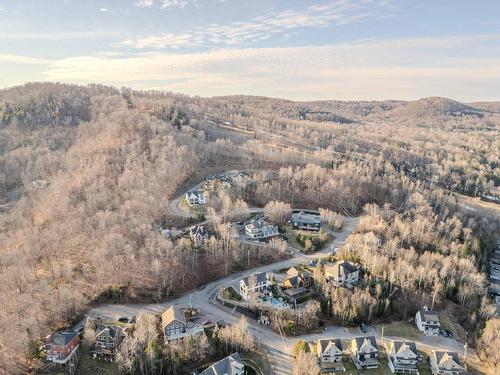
[381,326,384,341]
[464,339,468,371]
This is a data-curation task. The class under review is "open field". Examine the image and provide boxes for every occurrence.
[381,321,421,340]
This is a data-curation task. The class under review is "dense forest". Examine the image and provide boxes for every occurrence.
[0,83,499,373]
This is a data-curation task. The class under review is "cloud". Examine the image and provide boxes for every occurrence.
[134,0,154,7]
[100,8,109,12]
[0,54,52,65]
[161,0,189,8]
[38,34,500,101]
[122,1,389,49]
[0,31,114,40]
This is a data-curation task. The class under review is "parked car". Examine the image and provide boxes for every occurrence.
[360,323,367,333]
[118,316,135,324]
[198,284,206,290]
[202,320,212,326]
[309,260,317,266]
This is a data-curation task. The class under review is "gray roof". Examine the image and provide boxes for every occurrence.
[391,340,417,357]
[95,325,120,340]
[434,351,463,368]
[49,331,78,346]
[200,353,242,375]
[318,338,343,353]
[187,190,204,198]
[292,211,321,225]
[325,260,359,279]
[162,306,186,330]
[241,272,268,287]
[353,336,377,351]
[418,309,440,323]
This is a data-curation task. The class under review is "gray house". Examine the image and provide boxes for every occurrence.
[351,336,379,369]
[199,353,245,375]
[291,211,321,231]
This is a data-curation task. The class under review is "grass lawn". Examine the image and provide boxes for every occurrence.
[343,357,390,375]
[76,343,119,375]
[222,287,243,301]
[439,310,467,342]
[179,197,206,217]
[381,321,421,340]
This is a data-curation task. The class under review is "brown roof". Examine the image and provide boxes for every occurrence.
[161,306,186,330]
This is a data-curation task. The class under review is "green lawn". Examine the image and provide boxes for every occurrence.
[381,321,421,340]
[222,287,243,301]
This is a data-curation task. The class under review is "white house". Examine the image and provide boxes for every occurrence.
[387,340,419,374]
[351,336,379,369]
[430,351,464,375]
[324,260,360,286]
[239,272,271,300]
[185,190,206,206]
[415,307,440,336]
[244,218,279,239]
[317,338,344,372]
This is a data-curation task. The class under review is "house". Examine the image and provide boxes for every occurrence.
[232,171,252,188]
[316,338,345,372]
[162,306,204,343]
[324,260,360,286]
[189,225,211,247]
[364,231,383,248]
[351,336,379,369]
[44,330,80,364]
[199,352,245,375]
[245,218,279,239]
[92,325,123,358]
[291,211,321,231]
[185,190,206,206]
[282,268,312,297]
[415,307,440,336]
[239,272,271,300]
[204,174,233,191]
[387,340,419,374]
[429,351,464,375]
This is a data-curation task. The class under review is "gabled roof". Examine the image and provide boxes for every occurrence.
[389,340,417,357]
[190,225,209,237]
[200,353,243,375]
[285,275,303,288]
[433,351,463,369]
[325,260,359,279]
[48,331,78,346]
[162,306,186,330]
[241,272,268,287]
[353,336,377,352]
[187,190,205,199]
[292,211,321,225]
[418,309,440,323]
[95,325,120,340]
[318,338,343,354]
[287,267,299,278]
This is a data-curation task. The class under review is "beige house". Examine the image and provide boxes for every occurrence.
[161,306,204,343]
[387,340,419,374]
[351,336,379,369]
[324,260,360,286]
[430,351,464,375]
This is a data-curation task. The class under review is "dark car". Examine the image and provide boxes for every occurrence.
[360,323,367,333]
[118,316,135,324]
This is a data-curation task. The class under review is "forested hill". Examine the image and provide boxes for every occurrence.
[0,83,499,373]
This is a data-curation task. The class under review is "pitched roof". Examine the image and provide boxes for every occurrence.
[390,340,417,357]
[434,351,463,369]
[325,260,359,279]
[49,331,78,346]
[241,272,268,287]
[353,336,377,351]
[418,309,440,323]
[95,325,120,340]
[285,275,302,288]
[200,353,243,375]
[287,267,299,277]
[318,338,343,353]
[292,211,321,225]
[187,190,205,199]
[161,306,186,330]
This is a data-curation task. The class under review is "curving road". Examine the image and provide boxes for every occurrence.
[86,172,484,375]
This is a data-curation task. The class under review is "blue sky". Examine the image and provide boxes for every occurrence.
[1,0,500,100]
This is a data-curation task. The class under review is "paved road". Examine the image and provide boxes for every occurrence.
[86,172,482,375]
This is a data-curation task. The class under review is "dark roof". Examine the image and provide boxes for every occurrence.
[434,351,463,368]
[292,211,321,225]
[353,336,377,351]
[200,353,242,375]
[318,338,343,353]
[49,331,78,346]
[391,340,417,357]
[418,310,440,322]
[325,260,359,279]
[162,306,186,330]
[241,272,268,287]
[95,325,120,340]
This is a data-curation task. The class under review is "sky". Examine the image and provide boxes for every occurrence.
[1,0,500,101]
